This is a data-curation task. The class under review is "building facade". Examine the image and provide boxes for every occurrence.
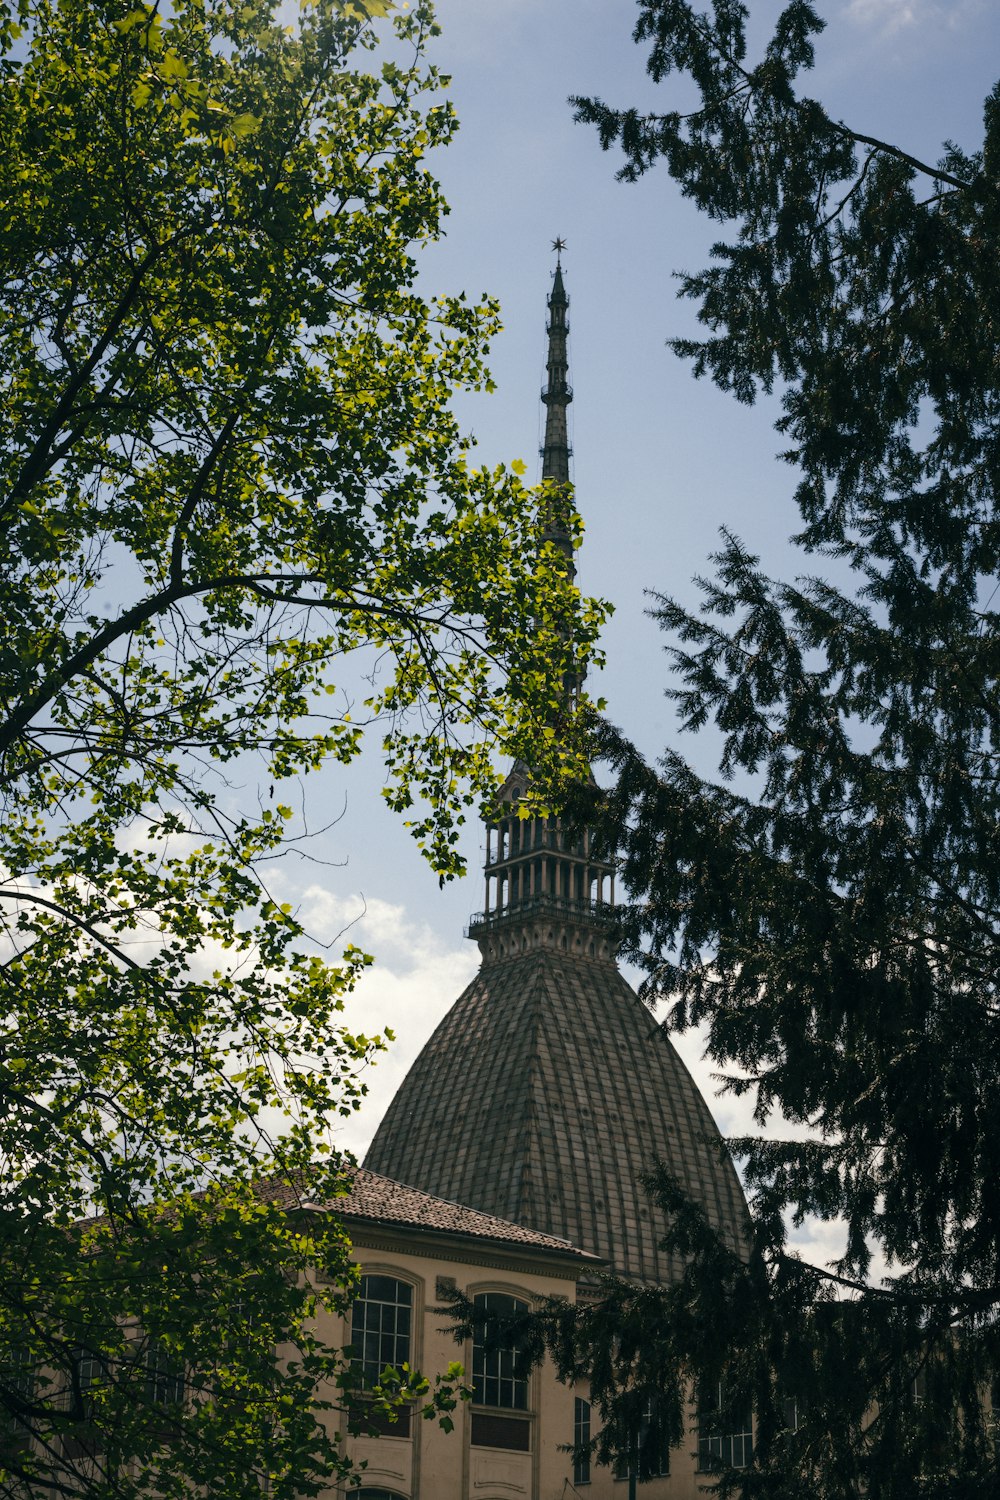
[330,1172,744,1500]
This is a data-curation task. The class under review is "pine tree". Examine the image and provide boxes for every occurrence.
[545,3,1000,1493]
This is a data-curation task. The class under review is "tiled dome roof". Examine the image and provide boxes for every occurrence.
[364,942,748,1285]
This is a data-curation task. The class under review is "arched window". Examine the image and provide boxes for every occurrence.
[470,1291,532,1452]
[350,1275,414,1438]
[351,1275,413,1386]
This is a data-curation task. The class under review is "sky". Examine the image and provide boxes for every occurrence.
[270,0,998,1261]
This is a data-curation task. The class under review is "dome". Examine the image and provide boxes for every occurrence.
[364,925,748,1284]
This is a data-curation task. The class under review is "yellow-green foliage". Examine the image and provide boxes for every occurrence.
[0,0,606,1492]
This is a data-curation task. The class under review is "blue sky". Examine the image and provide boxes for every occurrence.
[276,0,998,1216]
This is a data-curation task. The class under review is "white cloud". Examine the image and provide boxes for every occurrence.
[845,0,922,34]
[844,0,985,36]
[295,886,479,1159]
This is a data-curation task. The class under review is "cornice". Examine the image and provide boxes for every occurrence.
[342,1221,599,1282]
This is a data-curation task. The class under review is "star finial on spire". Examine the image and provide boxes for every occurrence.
[552,236,567,262]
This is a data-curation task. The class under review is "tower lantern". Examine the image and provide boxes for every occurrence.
[468,243,615,965]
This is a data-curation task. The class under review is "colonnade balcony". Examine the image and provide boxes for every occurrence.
[466,890,616,940]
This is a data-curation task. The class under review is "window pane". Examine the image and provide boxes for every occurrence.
[472,1293,528,1411]
[574,1396,591,1484]
[145,1342,184,1407]
[641,1395,671,1479]
[0,1346,34,1447]
[356,1403,411,1439]
[698,1380,752,1471]
[61,1348,107,1458]
[612,1395,670,1482]
[470,1412,530,1450]
[76,1347,105,1417]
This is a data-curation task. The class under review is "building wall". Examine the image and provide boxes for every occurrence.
[327,1229,716,1500]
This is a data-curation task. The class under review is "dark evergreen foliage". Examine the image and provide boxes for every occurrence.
[543,2,1000,1493]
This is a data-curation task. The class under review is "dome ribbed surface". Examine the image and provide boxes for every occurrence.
[364,947,747,1284]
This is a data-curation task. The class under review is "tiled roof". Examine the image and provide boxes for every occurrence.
[318,1168,598,1260]
[364,945,749,1284]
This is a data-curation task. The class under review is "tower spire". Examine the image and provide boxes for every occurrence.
[466,246,615,964]
[540,238,573,490]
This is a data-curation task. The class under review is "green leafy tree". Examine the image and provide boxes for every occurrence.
[0,0,603,1492]
[518,2,1000,1495]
